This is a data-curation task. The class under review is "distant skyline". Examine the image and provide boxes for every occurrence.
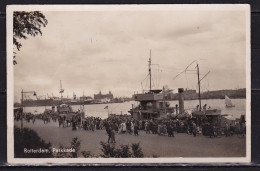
[14,6,247,102]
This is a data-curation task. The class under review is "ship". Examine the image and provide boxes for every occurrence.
[19,82,93,107]
[187,62,238,128]
[55,81,85,124]
[128,50,188,120]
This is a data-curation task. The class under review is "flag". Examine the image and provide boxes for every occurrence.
[104,105,108,109]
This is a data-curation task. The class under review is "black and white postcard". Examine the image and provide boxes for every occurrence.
[7,5,251,164]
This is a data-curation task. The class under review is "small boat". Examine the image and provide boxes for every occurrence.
[225,95,235,107]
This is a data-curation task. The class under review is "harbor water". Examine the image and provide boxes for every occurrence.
[21,99,246,119]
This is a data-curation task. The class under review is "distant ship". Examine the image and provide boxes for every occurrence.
[20,81,93,107]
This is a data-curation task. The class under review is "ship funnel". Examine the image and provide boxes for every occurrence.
[178,88,184,114]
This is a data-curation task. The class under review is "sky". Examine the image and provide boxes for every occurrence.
[14,8,247,102]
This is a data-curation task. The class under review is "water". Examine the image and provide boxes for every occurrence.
[21,99,246,119]
[169,99,246,119]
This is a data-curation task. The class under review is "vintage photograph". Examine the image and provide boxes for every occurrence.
[7,5,250,164]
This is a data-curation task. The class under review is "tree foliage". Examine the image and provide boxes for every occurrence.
[13,11,48,65]
[100,141,144,158]
[54,137,81,158]
[14,126,53,158]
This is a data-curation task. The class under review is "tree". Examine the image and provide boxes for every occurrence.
[14,126,53,158]
[13,11,48,65]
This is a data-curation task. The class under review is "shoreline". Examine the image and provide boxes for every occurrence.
[14,98,246,108]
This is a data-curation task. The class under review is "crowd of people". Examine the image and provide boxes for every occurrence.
[14,108,56,124]
[14,108,246,144]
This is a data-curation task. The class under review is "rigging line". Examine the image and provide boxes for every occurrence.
[141,82,144,92]
[151,64,159,67]
[157,65,183,70]
[157,66,182,72]
[140,74,150,90]
[185,70,189,89]
[184,73,198,75]
[173,60,198,80]
[199,71,210,82]
[156,67,161,88]
[173,70,185,80]
[185,60,198,71]
[158,71,162,88]
[152,79,156,89]
[141,73,150,83]
[207,75,210,91]
[158,67,178,71]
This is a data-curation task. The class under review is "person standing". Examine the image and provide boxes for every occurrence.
[192,121,197,137]
[106,126,112,143]
[72,118,77,131]
[145,121,149,134]
[209,123,214,138]
[110,128,116,143]
[203,104,207,112]
[32,115,36,124]
[196,105,199,111]
[122,122,126,133]
[134,123,139,136]
[225,122,230,136]
[63,116,66,128]
[131,121,134,133]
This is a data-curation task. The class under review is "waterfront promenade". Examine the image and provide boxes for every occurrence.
[14,120,246,157]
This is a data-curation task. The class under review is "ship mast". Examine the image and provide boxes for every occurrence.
[59,80,64,100]
[149,49,152,92]
[196,64,202,111]
[196,63,210,111]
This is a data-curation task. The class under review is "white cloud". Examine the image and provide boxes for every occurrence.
[14,9,247,99]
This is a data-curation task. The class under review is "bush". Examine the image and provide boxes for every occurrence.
[54,144,70,158]
[54,137,81,158]
[100,141,144,158]
[119,145,132,158]
[152,154,159,158]
[70,137,81,158]
[81,151,93,158]
[100,141,116,157]
[131,143,144,158]
[14,126,53,158]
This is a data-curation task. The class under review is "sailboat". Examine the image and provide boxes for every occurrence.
[225,95,235,107]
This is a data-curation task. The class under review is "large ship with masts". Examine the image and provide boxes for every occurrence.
[129,50,189,120]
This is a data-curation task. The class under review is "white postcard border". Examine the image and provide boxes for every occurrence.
[6,4,251,164]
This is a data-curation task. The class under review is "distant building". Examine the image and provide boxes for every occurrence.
[94,91,114,102]
[80,96,93,101]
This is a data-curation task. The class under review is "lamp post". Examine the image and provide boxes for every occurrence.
[21,90,37,129]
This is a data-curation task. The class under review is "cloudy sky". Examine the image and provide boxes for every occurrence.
[14,7,247,101]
